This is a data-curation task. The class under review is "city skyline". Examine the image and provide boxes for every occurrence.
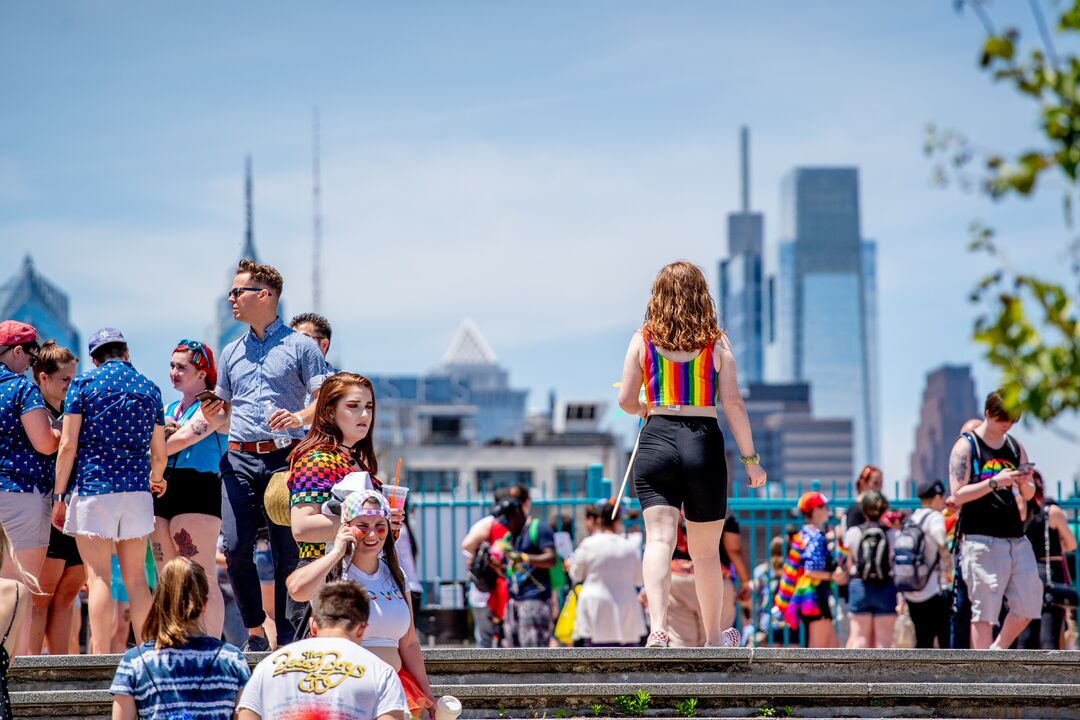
[2,2,1076,489]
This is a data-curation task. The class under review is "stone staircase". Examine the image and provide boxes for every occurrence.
[11,647,1080,718]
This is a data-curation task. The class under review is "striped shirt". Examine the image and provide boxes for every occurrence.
[110,636,250,720]
[641,331,719,407]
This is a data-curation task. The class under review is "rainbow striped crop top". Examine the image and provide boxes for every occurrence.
[641,331,719,407]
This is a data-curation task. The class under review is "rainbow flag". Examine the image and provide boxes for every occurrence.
[773,529,822,630]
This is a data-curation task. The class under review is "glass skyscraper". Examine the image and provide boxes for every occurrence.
[765,168,879,469]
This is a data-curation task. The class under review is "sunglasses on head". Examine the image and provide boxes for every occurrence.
[176,339,209,368]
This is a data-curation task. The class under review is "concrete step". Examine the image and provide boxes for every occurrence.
[11,648,1080,719]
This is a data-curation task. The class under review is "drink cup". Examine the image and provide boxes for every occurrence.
[384,485,409,510]
[435,696,462,720]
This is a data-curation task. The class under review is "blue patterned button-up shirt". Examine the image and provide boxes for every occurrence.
[65,360,164,496]
[215,318,328,443]
[0,362,49,493]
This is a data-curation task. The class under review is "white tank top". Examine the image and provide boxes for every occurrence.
[345,559,412,648]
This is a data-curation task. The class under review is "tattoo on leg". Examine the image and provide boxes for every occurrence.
[151,542,165,562]
[173,528,198,558]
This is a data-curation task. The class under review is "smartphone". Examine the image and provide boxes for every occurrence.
[1017,462,1036,472]
[195,390,223,403]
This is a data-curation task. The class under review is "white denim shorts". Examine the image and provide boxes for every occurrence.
[0,489,52,551]
[64,490,155,541]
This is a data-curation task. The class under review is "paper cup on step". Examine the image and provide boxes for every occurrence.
[435,695,462,720]
[384,485,409,510]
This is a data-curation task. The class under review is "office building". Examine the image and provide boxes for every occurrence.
[0,256,80,355]
[909,365,979,493]
[764,167,879,470]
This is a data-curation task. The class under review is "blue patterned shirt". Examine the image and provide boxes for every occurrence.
[801,524,829,572]
[65,360,164,496]
[0,362,49,493]
[110,636,250,720]
[215,317,328,443]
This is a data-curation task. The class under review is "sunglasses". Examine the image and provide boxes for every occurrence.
[177,339,209,368]
[227,286,264,300]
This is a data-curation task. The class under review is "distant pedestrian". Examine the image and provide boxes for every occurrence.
[617,261,765,648]
[752,536,789,646]
[238,580,408,720]
[948,391,1041,649]
[153,339,229,638]
[289,313,337,371]
[843,465,884,533]
[110,558,249,720]
[51,328,167,653]
[899,478,951,649]
[497,500,558,648]
[26,341,83,655]
[1017,471,1078,649]
[215,259,328,650]
[569,500,645,647]
[0,321,60,592]
[774,492,842,648]
[844,491,898,648]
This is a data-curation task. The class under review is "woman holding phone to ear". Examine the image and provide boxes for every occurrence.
[151,339,229,637]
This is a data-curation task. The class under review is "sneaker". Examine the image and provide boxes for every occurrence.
[243,634,271,652]
[705,627,742,648]
[645,629,669,648]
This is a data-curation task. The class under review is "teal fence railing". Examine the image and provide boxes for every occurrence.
[411,465,1080,643]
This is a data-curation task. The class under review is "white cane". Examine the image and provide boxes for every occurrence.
[612,421,645,519]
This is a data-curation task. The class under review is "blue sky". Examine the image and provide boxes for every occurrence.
[2,1,1076,491]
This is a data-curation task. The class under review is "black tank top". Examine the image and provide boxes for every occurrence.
[1025,505,1066,583]
[960,432,1024,538]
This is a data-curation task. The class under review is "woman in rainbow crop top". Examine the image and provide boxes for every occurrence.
[618,261,766,648]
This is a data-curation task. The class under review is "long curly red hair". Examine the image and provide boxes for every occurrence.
[642,261,721,351]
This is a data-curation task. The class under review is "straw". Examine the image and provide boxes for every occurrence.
[393,456,402,487]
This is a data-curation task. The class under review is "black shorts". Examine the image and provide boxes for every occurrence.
[154,467,223,520]
[45,525,82,568]
[632,415,728,522]
[800,582,834,623]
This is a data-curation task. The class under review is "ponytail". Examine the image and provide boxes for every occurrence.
[143,558,209,648]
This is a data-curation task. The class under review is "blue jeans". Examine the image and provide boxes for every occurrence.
[220,448,298,644]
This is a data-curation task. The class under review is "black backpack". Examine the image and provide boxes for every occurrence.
[468,541,499,593]
[854,524,890,582]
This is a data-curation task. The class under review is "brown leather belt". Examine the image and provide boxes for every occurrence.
[228,439,300,454]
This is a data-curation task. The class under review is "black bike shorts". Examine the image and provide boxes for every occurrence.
[632,415,728,522]
[154,467,223,520]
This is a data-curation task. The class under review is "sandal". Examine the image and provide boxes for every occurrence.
[645,629,670,648]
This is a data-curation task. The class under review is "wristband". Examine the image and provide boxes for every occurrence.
[51,493,64,503]
[739,453,760,466]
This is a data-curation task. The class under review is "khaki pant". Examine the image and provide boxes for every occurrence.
[667,572,735,647]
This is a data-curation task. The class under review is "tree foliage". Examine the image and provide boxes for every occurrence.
[926,0,1080,426]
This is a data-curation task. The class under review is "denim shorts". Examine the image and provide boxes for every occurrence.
[848,578,898,616]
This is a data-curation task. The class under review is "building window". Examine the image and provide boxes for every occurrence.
[476,470,533,494]
[408,469,459,493]
[428,416,463,444]
[556,468,589,496]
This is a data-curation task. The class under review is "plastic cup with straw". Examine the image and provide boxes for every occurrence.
[385,457,408,538]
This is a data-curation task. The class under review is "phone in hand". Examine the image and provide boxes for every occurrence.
[195,390,223,403]
[1016,462,1036,473]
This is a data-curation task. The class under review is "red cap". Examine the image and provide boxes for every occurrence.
[797,491,829,515]
[0,320,37,347]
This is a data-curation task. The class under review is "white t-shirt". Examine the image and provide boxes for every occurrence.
[901,507,947,604]
[238,637,407,720]
[346,560,413,648]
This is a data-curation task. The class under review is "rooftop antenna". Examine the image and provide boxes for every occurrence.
[312,107,323,313]
[244,155,255,257]
[740,125,750,212]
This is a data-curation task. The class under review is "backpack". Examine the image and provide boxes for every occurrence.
[468,541,500,593]
[854,524,890,582]
[892,511,939,592]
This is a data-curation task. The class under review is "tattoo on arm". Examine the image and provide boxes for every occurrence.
[192,420,209,436]
[949,443,970,492]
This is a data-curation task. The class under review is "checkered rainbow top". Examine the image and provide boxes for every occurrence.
[288,446,360,559]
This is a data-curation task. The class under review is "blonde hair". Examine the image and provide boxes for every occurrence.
[642,261,722,352]
[143,558,209,648]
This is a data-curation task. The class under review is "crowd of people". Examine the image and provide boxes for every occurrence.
[0,257,1076,717]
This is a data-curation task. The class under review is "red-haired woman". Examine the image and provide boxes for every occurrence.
[843,465,884,532]
[618,261,766,648]
[285,372,388,632]
[152,339,229,637]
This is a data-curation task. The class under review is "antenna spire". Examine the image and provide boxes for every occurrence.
[242,155,256,259]
[312,108,323,313]
[740,126,750,212]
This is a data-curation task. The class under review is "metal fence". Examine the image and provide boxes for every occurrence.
[411,465,1080,642]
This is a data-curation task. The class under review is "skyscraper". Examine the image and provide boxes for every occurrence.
[764,167,879,469]
[909,365,979,492]
[0,256,80,356]
[718,127,765,384]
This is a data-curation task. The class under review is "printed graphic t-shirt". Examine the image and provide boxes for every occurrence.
[238,636,407,720]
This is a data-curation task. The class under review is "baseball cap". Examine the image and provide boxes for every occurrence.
[797,491,829,515]
[0,320,37,348]
[87,327,126,355]
[341,490,390,523]
[916,478,947,499]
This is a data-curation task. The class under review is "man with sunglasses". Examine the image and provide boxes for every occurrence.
[0,320,60,589]
[216,260,328,651]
